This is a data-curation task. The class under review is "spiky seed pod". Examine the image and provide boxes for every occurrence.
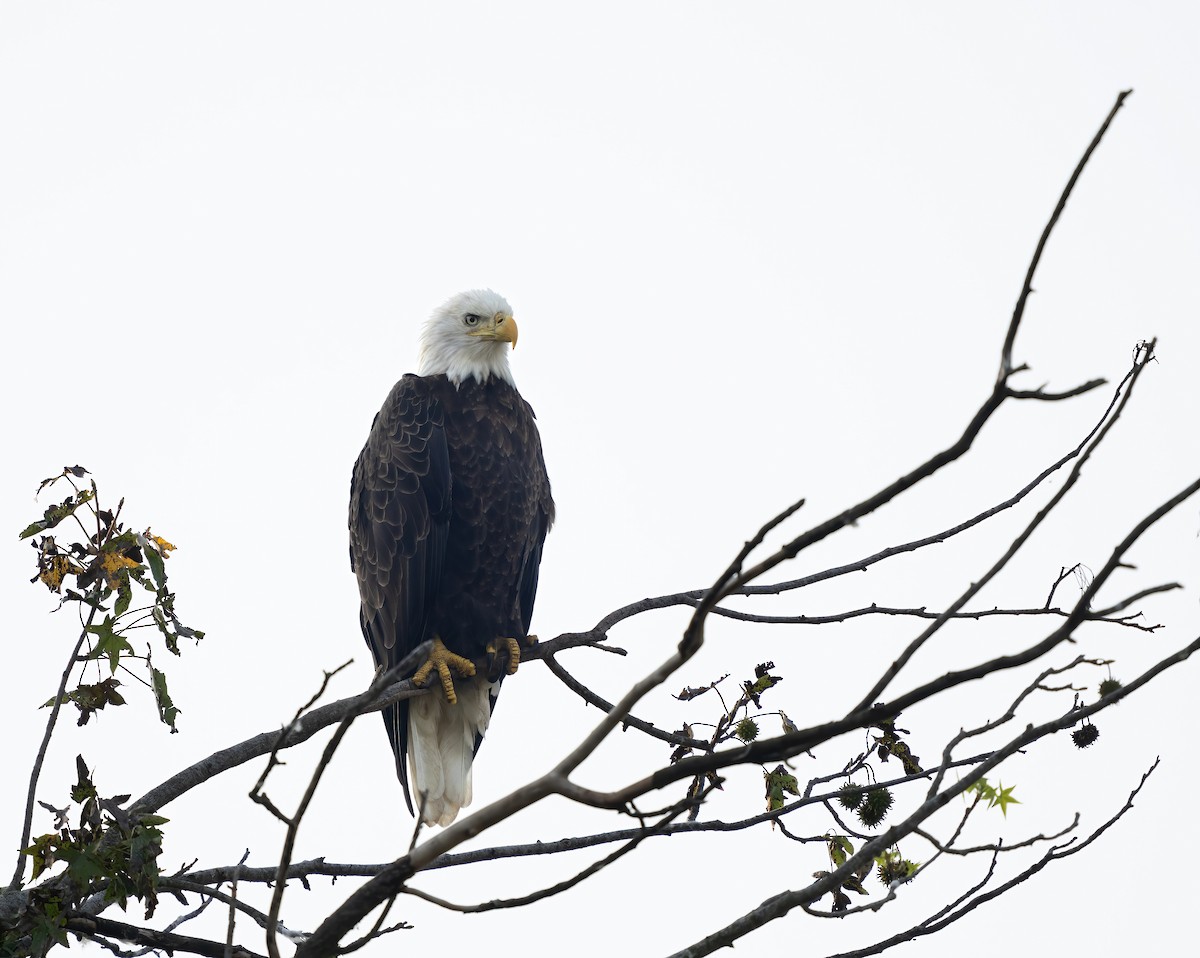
[837,785,863,811]
[735,718,759,742]
[1098,678,1122,699]
[877,856,918,886]
[856,787,894,828]
[1071,723,1100,749]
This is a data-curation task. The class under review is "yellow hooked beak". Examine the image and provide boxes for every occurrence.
[468,312,519,349]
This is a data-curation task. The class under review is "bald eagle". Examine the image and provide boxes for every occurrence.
[349,290,554,826]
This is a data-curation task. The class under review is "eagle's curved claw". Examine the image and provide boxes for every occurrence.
[412,637,476,705]
[486,637,524,679]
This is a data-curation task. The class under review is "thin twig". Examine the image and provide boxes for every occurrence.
[998,90,1133,380]
[406,785,708,913]
[705,601,1162,632]
[10,605,98,887]
[543,655,709,749]
[255,662,355,958]
[913,814,1079,856]
[1045,563,1082,609]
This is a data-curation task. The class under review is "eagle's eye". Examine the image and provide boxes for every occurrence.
[463,313,482,327]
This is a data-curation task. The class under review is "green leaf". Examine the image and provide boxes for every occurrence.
[62,846,109,883]
[827,834,853,867]
[744,662,782,706]
[152,606,179,655]
[145,546,166,590]
[20,489,95,539]
[151,667,179,731]
[56,678,126,725]
[30,911,71,952]
[130,823,164,862]
[969,777,996,803]
[87,616,133,673]
[842,873,870,895]
[763,764,800,812]
[22,834,60,879]
[72,755,96,803]
[104,874,131,910]
[114,578,132,618]
[993,782,1021,817]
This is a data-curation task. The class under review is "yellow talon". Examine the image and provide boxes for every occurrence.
[411,638,476,705]
[502,637,521,675]
[485,637,524,679]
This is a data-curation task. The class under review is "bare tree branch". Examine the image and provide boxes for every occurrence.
[11,607,99,888]
[1004,378,1108,400]
[706,601,1165,632]
[852,339,1157,714]
[251,661,359,958]
[1093,581,1182,616]
[64,913,266,958]
[162,880,280,938]
[543,654,709,749]
[406,786,705,915]
[998,90,1133,379]
[913,814,1080,856]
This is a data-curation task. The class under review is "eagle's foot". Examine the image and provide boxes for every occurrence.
[485,637,523,679]
[523,633,539,648]
[412,638,476,705]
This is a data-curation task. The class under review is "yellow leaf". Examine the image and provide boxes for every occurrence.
[144,528,176,555]
[40,554,84,592]
[99,551,140,588]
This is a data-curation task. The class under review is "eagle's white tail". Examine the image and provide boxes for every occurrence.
[407,678,494,826]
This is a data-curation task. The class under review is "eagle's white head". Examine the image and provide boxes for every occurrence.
[418,289,518,386]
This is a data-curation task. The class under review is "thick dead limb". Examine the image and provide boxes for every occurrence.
[63,913,265,958]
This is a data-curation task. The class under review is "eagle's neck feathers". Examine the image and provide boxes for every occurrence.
[417,335,515,387]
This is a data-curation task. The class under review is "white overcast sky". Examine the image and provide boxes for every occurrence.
[2,3,1198,956]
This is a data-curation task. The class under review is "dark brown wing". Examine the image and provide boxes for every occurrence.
[516,397,554,637]
[348,374,451,813]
